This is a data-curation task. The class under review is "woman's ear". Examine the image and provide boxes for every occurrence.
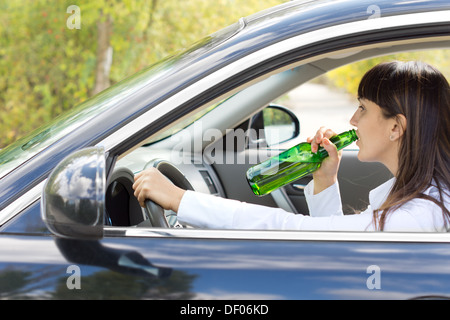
[390,114,407,141]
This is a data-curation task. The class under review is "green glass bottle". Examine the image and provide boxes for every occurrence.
[246,129,358,196]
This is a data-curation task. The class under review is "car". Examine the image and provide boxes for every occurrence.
[1,0,450,300]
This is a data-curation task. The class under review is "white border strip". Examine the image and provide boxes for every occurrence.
[108,227,450,243]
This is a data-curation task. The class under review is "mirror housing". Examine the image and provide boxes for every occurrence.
[248,104,300,148]
[41,147,105,240]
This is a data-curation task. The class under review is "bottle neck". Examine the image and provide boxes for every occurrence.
[316,129,357,158]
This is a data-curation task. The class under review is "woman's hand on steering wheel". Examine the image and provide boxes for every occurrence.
[133,168,185,213]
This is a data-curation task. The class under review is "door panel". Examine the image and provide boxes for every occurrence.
[2,233,450,300]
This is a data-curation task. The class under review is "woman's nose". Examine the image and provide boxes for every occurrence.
[349,111,358,127]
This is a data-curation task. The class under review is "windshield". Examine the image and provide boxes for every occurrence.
[0,20,243,179]
[0,64,162,179]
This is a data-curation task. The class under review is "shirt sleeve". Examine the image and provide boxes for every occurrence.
[177,190,304,230]
[177,190,374,231]
[304,180,343,217]
[176,186,448,232]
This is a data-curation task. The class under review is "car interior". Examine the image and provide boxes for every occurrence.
[105,39,450,229]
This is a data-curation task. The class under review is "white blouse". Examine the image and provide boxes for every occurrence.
[177,178,449,232]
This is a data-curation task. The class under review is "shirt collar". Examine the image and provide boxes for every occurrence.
[369,178,395,210]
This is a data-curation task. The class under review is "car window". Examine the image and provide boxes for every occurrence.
[144,94,237,145]
[0,21,244,181]
[272,49,450,142]
[107,48,450,237]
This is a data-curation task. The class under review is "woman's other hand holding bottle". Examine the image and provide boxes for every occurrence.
[307,127,342,194]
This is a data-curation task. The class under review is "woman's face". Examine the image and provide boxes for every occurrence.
[350,98,399,174]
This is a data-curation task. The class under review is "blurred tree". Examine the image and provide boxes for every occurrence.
[0,0,285,148]
[326,50,450,96]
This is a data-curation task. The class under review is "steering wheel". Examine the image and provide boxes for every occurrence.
[142,159,194,228]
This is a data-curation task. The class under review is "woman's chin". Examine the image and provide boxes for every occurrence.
[356,149,367,162]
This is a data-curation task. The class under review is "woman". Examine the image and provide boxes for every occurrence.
[133,61,450,232]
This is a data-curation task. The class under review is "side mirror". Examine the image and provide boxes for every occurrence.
[41,147,105,240]
[248,104,300,148]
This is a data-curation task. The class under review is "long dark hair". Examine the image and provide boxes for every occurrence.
[357,61,450,231]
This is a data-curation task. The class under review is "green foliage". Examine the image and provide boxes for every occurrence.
[326,50,450,97]
[3,2,449,149]
[0,0,285,148]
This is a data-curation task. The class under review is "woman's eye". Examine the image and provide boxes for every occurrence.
[358,105,365,111]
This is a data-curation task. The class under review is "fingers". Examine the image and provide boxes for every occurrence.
[308,127,337,153]
[132,168,185,212]
[132,171,146,206]
[132,168,160,207]
[322,137,340,160]
[309,130,342,194]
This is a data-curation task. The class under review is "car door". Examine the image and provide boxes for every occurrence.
[4,218,450,300]
[3,198,450,301]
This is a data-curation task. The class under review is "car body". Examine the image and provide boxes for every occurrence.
[1,0,450,300]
